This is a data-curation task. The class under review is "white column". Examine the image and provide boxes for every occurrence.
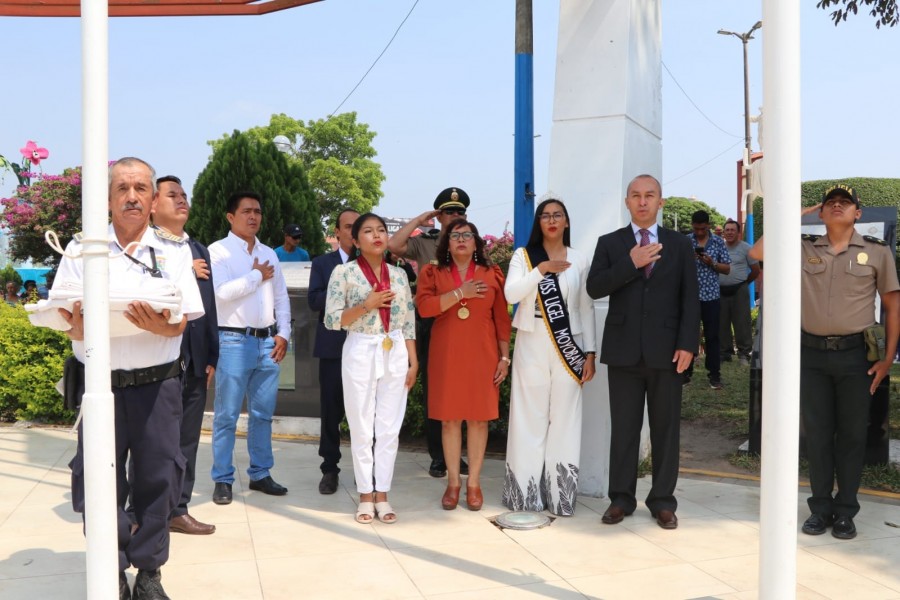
[81,0,117,598]
[758,0,801,597]
[548,0,662,497]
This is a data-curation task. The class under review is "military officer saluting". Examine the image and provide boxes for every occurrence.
[750,183,899,540]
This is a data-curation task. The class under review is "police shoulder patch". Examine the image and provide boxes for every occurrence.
[862,235,887,246]
[801,233,820,242]
[422,229,440,239]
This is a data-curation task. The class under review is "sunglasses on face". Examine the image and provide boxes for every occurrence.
[448,232,475,241]
[442,208,466,216]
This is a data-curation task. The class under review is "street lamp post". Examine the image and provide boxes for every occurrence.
[718,21,761,244]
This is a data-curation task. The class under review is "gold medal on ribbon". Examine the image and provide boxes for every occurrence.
[457,305,470,320]
[382,337,393,351]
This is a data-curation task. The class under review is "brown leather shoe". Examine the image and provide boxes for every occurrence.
[465,486,483,511]
[441,485,461,510]
[602,505,626,524]
[654,509,678,530]
[169,513,216,535]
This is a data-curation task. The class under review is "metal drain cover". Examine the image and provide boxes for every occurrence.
[494,511,552,530]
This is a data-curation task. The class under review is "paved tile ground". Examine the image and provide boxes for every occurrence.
[1,426,899,599]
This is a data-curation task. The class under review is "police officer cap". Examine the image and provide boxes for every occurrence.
[284,224,303,237]
[434,187,470,211]
[822,184,859,207]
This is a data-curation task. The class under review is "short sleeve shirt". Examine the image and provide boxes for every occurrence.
[719,240,759,286]
[801,231,900,336]
[402,232,439,266]
[689,233,731,301]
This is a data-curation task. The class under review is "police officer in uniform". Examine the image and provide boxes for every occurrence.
[56,157,204,599]
[750,184,899,540]
[388,187,471,478]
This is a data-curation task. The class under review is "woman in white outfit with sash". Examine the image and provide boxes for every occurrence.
[501,197,596,516]
[325,213,417,524]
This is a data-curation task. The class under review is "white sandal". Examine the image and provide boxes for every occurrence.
[374,501,397,524]
[356,501,375,524]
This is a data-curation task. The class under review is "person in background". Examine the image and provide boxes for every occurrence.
[502,197,596,516]
[308,208,359,495]
[325,213,417,524]
[416,219,511,511]
[5,281,20,305]
[274,223,310,262]
[718,219,760,367]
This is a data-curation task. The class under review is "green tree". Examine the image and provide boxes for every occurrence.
[209,112,385,227]
[662,197,727,233]
[190,131,326,255]
[0,265,23,291]
[817,0,899,27]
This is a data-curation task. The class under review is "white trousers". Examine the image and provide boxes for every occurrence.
[342,330,409,494]
[503,324,583,515]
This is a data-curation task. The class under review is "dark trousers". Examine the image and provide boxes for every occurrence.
[720,283,753,359]
[318,358,346,474]
[800,343,872,518]
[417,316,444,462]
[173,371,207,517]
[70,376,184,571]
[686,299,721,380]
[607,362,682,514]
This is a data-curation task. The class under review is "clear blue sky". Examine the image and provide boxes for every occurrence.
[1,0,897,240]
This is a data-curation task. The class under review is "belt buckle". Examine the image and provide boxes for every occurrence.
[824,336,841,351]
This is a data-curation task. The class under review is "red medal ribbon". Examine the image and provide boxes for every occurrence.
[356,257,392,334]
[450,261,476,289]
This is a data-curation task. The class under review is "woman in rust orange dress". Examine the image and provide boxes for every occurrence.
[416,219,512,511]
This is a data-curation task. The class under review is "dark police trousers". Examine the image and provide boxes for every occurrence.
[416,315,444,463]
[800,341,872,518]
[70,375,184,571]
[318,357,346,474]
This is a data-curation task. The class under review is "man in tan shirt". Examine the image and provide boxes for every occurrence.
[750,184,899,540]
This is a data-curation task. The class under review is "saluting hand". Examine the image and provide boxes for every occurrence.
[631,242,662,270]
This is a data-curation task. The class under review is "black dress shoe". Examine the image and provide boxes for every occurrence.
[801,513,832,535]
[602,505,627,525]
[119,571,131,600]
[169,513,216,535]
[429,460,447,478]
[133,568,170,600]
[460,459,469,476]
[654,509,678,530]
[319,472,339,495]
[249,475,288,496]
[212,482,232,505]
[832,515,857,539]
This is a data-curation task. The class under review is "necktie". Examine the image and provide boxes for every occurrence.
[639,228,652,278]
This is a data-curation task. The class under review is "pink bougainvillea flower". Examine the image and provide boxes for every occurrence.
[19,141,50,165]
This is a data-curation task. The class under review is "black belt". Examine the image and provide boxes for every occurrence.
[110,360,182,389]
[800,331,864,352]
[219,325,276,338]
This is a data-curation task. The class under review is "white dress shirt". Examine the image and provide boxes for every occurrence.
[209,231,291,340]
[53,224,203,370]
[631,222,659,244]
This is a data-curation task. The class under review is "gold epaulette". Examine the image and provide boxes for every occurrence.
[801,233,820,242]
[862,235,887,246]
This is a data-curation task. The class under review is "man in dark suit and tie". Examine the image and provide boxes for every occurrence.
[152,175,219,535]
[586,174,700,530]
[309,208,359,494]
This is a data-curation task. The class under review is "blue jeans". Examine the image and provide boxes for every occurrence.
[211,331,280,483]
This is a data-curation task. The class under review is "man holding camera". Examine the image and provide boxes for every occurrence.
[685,210,731,389]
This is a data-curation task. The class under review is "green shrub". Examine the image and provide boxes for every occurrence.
[0,302,73,422]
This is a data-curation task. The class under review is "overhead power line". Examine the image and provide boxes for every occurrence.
[330,0,420,116]
[662,61,742,139]
[664,139,744,186]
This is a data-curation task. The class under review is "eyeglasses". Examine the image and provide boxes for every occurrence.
[539,212,565,222]
[448,232,475,241]
[442,208,466,216]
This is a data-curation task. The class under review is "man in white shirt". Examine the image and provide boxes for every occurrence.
[208,191,291,504]
[56,157,204,600]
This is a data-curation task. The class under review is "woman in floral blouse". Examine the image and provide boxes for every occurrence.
[324,213,417,524]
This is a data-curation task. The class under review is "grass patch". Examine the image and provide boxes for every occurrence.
[727,452,900,493]
[683,359,900,440]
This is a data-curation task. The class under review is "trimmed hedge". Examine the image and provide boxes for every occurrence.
[0,302,73,422]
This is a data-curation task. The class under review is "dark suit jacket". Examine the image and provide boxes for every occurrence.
[309,250,347,359]
[182,238,219,377]
[586,225,700,370]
